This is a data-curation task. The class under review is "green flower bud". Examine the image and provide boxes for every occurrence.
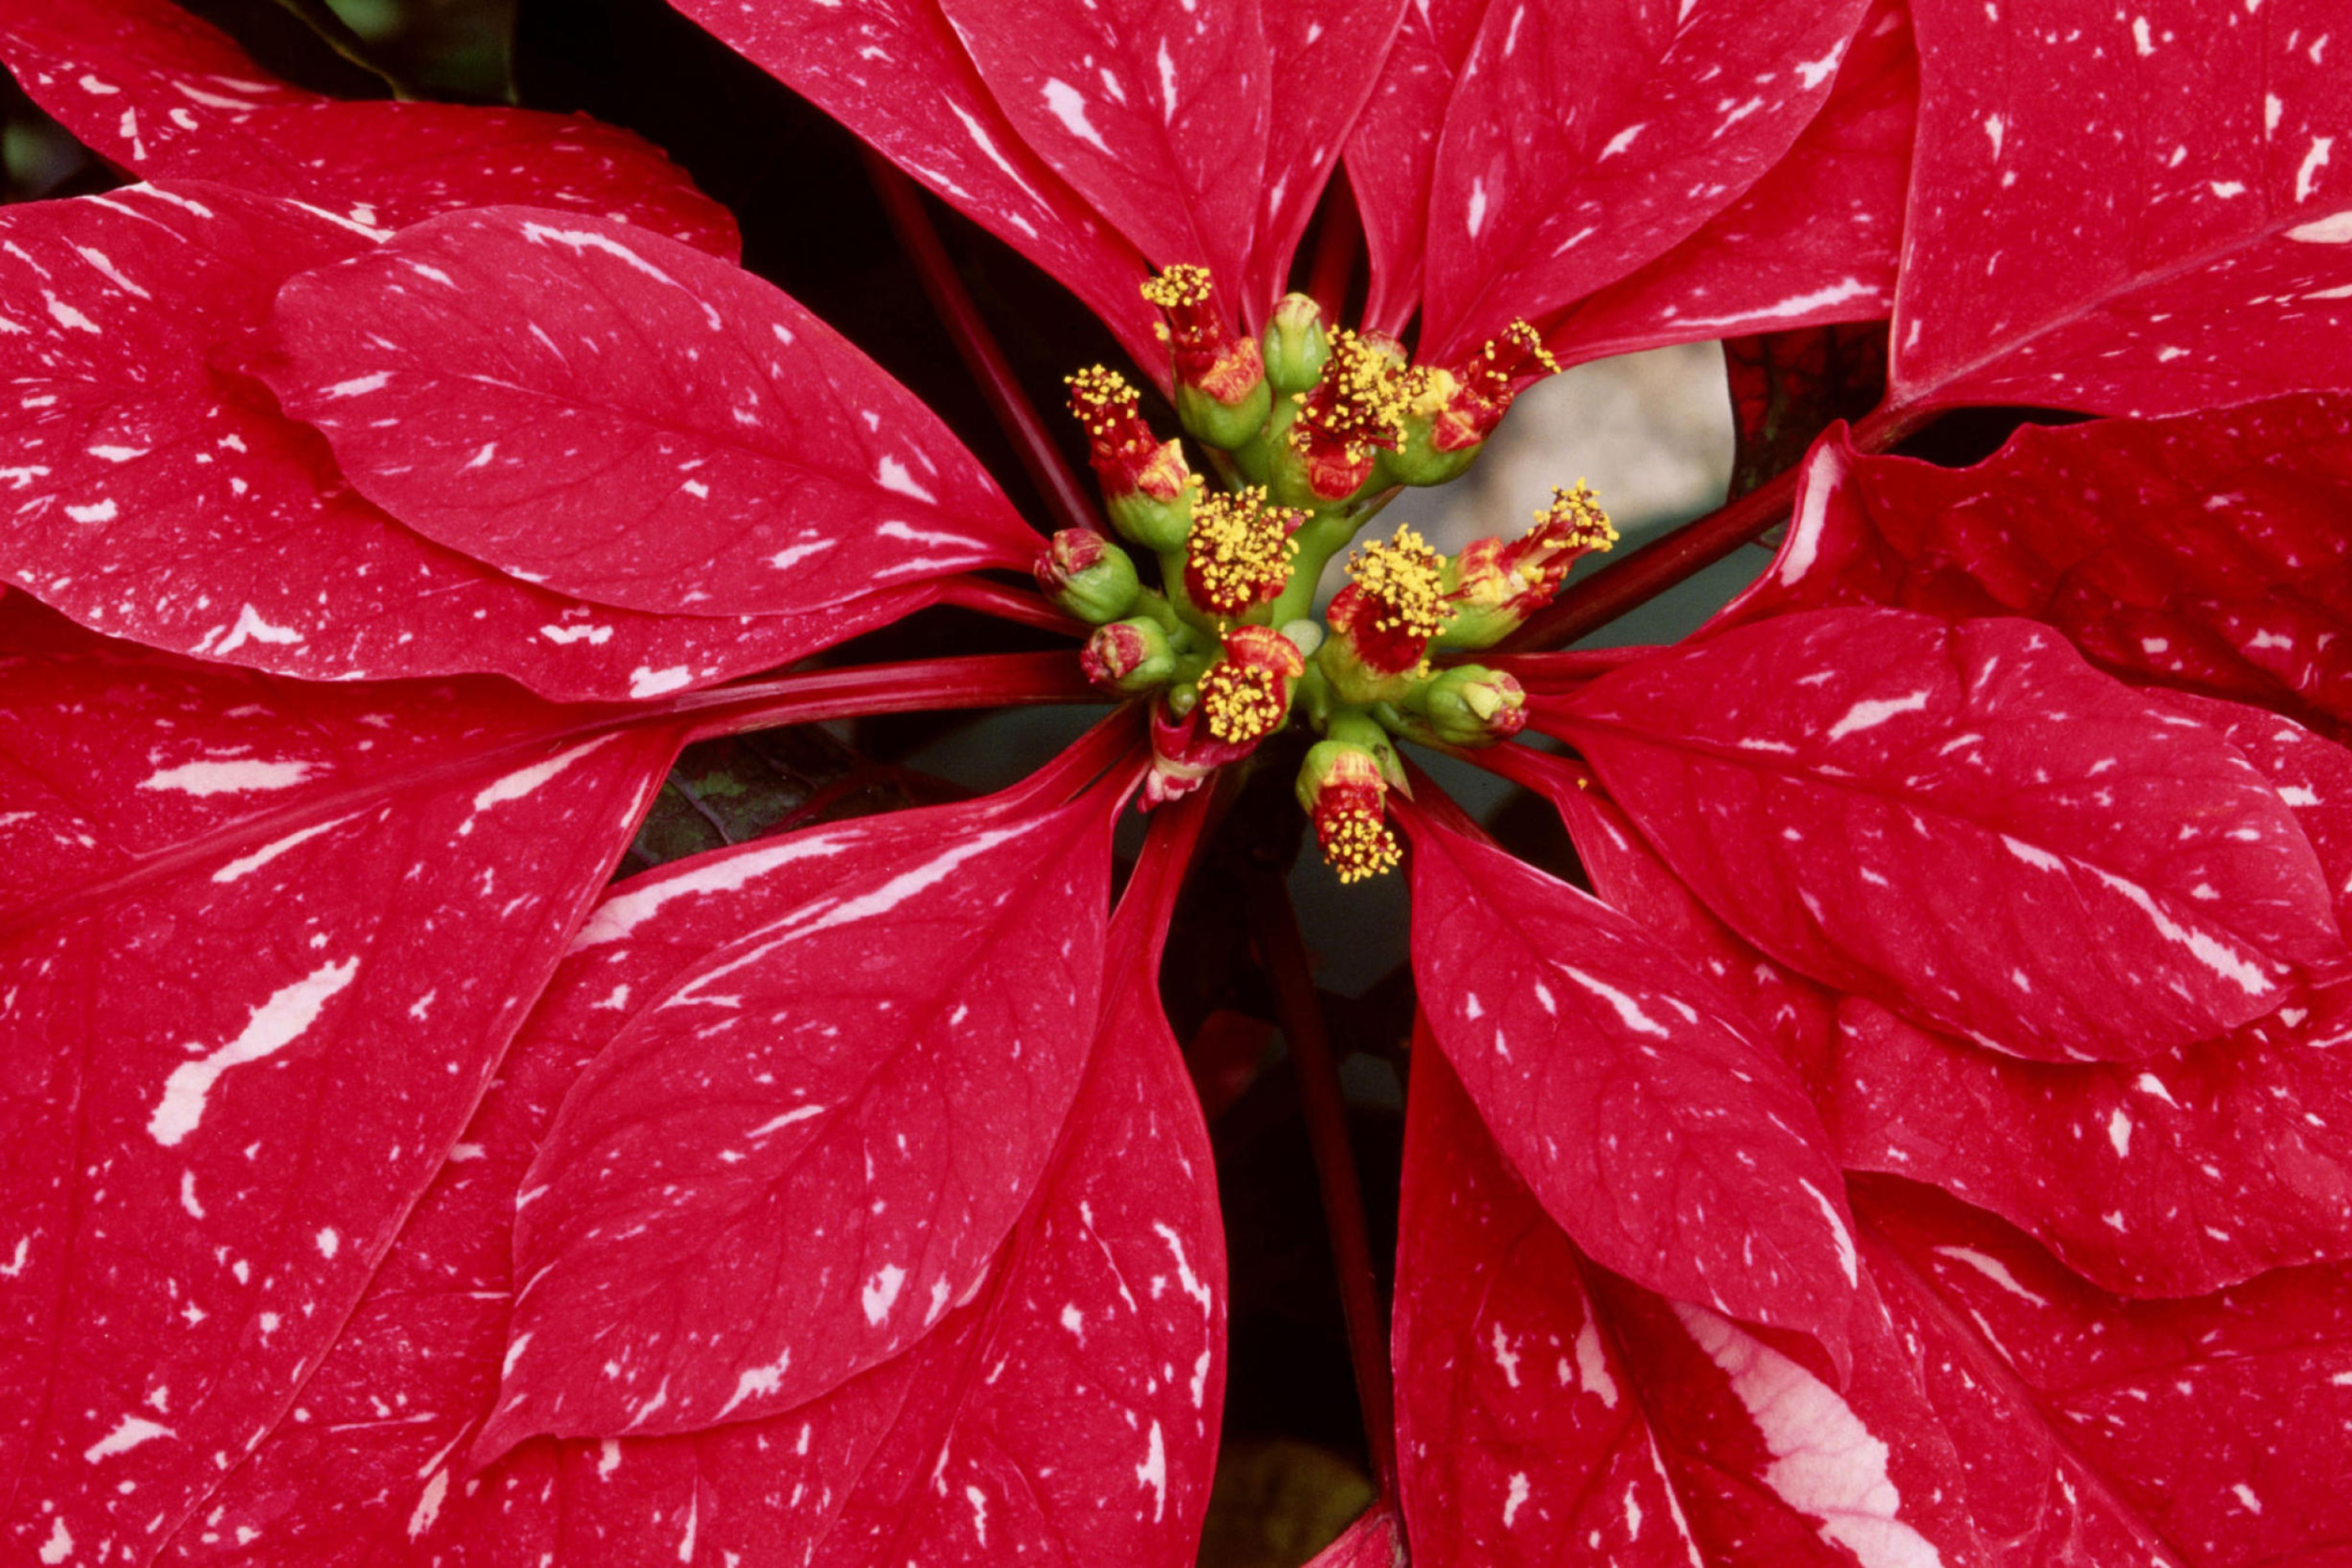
[1263,292,1331,397]
[1034,528,1141,624]
[1175,376,1274,451]
[1400,665,1528,747]
[1080,617,1177,694]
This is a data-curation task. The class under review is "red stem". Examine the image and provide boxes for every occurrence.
[1473,645,1651,695]
[1000,702,1147,812]
[1500,401,1929,652]
[1499,462,1801,653]
[1391,760,1491,844]
[1305,166,1361,323]
[934,575,1085,638]
[1121,784,1211,946]
[678,650,1095,742]
[1452,738,1592,799]
[862,150,1104,541]
[1245,870,1398,1495]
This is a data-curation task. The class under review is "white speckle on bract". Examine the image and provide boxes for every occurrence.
[768,540,837,572]
[316,1227,340,1258]
[1599,123,1646,160]
[2108,1107,2133,1157]
[1675,1303,1944,1567]
[668,827,1032,1004]
[65,498,118,524]
[1929,1245,2051,1306]
[1560,964,1669,1038]
[2234,1482,2264,1513]
[1575,1318,1618,1407]
[1136,1419,1168,1521]
[1664,278,1877,331]
[520,221,680,290]
[84,1414,175,1463]
[1491,1322,1521,1387]
[1780,447,1838,585]
[1040,78,1113,154]
[965,1483,990,1545]
[471,735,616,814]
[1794,42,1846,88]
[1827,688,1931,741]
[1467,176,1488,238]
[2001,835,2066,874]
[210,603,307,657]
[1797,1178,1858,1286]
[1503,1471,1530,1528]
[539,622,613,645]
[2135,1071,2181,1107]
[407,1468,450,1539]
[718,1356,788,1419]
[746,1104,826,1138]
[2296,136,2334,203]
[321,371,391,400]
[180,1170,203,1220]
[863,1263,906,1325]
[149,959,359,1146]
[38,1519,72,1566]
[1152,1223,1214,1313]
[2287,208,2352,242]
[45,292,100,333]
[874,519,972,550]
[1157,39,1178,122]
[630,665,693,698]
[576,832,855,947]
[213,815,354,884]
[2091,865,2270,995]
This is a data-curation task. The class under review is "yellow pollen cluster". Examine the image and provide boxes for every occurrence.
[1401,363,1460,417]
[1199,662,1286,744]
[1294,330,1409,458]
[1187,486,1299,617]
[1065,365,1140,439]
[1318,805,1402,883]
[1141,264,1214,310]
[1471,319,1561,385]
[1348,525,1453,641]
[1534,480,1618,553]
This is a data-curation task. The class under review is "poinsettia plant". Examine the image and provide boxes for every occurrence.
[3,0,2351,1562]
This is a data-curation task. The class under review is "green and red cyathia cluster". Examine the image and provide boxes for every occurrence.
[1036,264,1614,880]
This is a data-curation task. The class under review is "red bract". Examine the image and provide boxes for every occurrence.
[9,0,2352,1561]
[1724,403,2352,727]
[257,208,1036,620]
[479,737,1126,1446]
[1544,0,1917,365]
[1406,0,1874,359]
[1860,1176,2352,1564]
[0,0,738,255]
[1543,606,2345,1062]
[1401,804,1862,1376]
[0,181,940,698]
[0,614,680,1562]
[665,0,1165,370]
[1891,0,2352,416]
[1395,1042,1988,1564]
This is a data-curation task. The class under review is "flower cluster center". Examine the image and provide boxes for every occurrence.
[1038,265,1616,877]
